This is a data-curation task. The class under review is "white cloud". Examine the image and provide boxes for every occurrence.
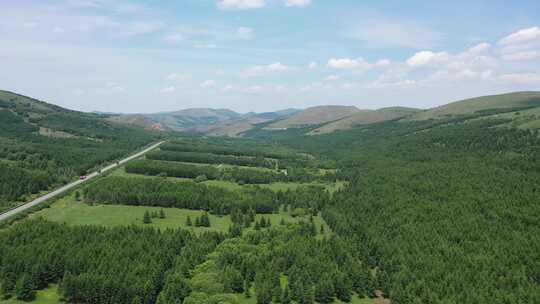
[217,0,266,10]
[502,51,540,61]
[237,27,255,40]
[200,80,217,88]
[285,0,312,7]
[327,57,389,70]
[327,58,370,70]
[499,27,540,46]
[406,51,449,67]
[215,69,225,75]
[500,73,540,85]
[242,62,289,77]
[325,75,340,81]
[308,61,318,69]
[468,42,491,53]
[497,27,540,61]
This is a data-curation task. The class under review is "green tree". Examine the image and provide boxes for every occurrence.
[143,211,152,224]
[14,275,35,301]
[281,286,291,304]
[159,209,166,219]
[186,216,193,226]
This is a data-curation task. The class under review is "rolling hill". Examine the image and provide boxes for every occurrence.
[409,91,540,120]
[266,105,360,129]
[310,107,420,134]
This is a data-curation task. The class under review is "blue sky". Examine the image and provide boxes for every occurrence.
[1,0,539,113]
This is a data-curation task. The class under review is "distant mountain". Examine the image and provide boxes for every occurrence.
[310,107,421,134]
[110,107,301,136]
[266,105,360,129]
[409,91,540,120]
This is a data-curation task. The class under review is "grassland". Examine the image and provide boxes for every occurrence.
[32,193,332,236]
[0,285,60,304]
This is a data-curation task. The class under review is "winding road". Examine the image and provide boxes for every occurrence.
[0,141,164,222]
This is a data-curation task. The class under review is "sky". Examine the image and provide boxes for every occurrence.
[1,0,540,113]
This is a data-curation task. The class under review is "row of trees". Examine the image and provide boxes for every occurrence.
[161,141,295,160]
[83,176,331,215]
[125,159,325,184]
[147,150,276,169]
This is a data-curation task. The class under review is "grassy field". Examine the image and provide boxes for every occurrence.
[32,193,332,236]
[0,285,60,304]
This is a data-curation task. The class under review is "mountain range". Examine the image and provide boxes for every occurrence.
[3,90,540,139]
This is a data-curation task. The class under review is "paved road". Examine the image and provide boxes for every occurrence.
[0,141,164,222]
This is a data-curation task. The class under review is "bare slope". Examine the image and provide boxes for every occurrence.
[310,107,420,134]
[267,105,359,129]
[409,91,540,120]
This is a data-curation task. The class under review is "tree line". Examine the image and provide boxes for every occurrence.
[83,176,331,216]
[125,159,326,184]
[147,150,276,169]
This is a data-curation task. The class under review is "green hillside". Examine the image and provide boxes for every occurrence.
[0,90,156,213]
[310,107,420,134]
[410,91,540,120]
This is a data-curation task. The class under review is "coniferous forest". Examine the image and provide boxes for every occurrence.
[1,93,540,304]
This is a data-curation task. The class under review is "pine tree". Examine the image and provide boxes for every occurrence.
[74,191,81,202]
[320,225,325,234]
[280,218,286,225]
[186,216,192,226]
[159,209,166,219]
[195,216,201,227]
[244,281,251,298]
[281,285,291,304]
[132,296,142,304]
[143,211,152,224]
[14,274,35,301]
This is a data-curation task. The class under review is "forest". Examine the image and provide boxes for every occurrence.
[2,107,540,303]
[0,94,156,212]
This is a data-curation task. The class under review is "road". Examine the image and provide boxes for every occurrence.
[0,141,164,222]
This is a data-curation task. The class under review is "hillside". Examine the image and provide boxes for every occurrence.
[410,91,540,120]
[310,107,420,134]
[0,90,155,213]
[267,105,359,129]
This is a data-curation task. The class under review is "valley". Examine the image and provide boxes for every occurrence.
[1,90,540,304]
